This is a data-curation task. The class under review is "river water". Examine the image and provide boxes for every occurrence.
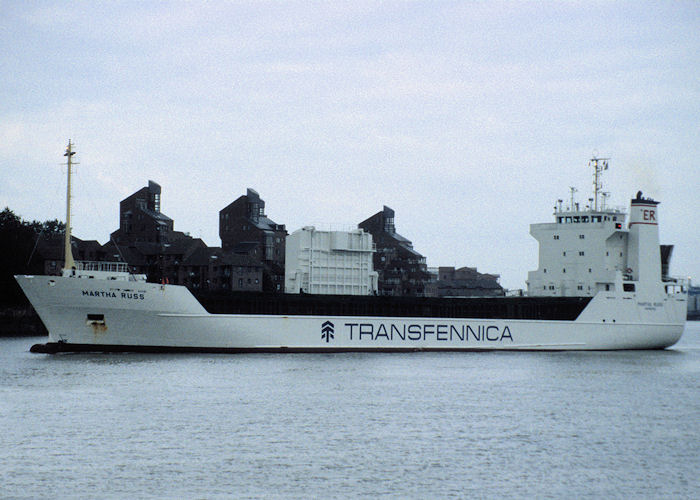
[2,323,699,499]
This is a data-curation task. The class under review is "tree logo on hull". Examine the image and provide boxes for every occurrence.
[321,321,335,342]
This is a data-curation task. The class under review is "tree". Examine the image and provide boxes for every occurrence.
[0,207,64,305]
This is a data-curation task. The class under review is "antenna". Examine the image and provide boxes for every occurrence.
[569,186,578,211]
[589,156,610,211]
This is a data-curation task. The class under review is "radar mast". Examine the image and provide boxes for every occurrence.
[589,156,610,211]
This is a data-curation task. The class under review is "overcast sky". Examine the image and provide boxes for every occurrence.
[2,1,698,289]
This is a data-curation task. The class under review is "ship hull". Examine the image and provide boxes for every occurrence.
[17,275,687,352]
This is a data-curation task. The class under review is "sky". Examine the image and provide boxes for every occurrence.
[1,1,699,289]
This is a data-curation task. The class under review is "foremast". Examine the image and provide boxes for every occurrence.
[63,140,77,273]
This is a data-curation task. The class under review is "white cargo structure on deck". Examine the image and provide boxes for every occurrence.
[285,226,378,295]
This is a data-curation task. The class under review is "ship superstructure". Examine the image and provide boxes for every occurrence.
[527,158,680,303]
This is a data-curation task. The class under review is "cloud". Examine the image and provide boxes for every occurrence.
[2,1,699,287]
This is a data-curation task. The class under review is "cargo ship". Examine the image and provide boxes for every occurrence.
[18,144,688,352]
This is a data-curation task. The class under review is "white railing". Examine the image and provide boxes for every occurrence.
[76,261,129,273]
[664,276,688,295]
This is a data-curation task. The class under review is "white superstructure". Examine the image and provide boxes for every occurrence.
[285,226,378,295]
[527,201,630,297]
[527,158,673,300]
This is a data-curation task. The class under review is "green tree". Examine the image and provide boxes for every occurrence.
[0,207,64,305]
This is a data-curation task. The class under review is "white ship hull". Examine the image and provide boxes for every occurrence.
[17,275,687,352]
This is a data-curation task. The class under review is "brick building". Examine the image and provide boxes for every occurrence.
[219,188,287,292]
[358,206,432,296]
[105,181,263,291]
[429,266,504,297]
[110,181,174,245]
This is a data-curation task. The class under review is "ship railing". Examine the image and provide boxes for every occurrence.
[76,261,129,273]
[62,260,146,281]
[664,276,688,294]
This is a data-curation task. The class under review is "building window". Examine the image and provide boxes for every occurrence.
[563,251,566,256]
[579,234,585,239]
[577,285,583,290]
[579,251,584,256]
[553,235,559,240]
[623,283,635,292]
[563,268,566,273]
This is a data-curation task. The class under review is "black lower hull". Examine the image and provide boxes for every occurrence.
[30,342,588,354]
